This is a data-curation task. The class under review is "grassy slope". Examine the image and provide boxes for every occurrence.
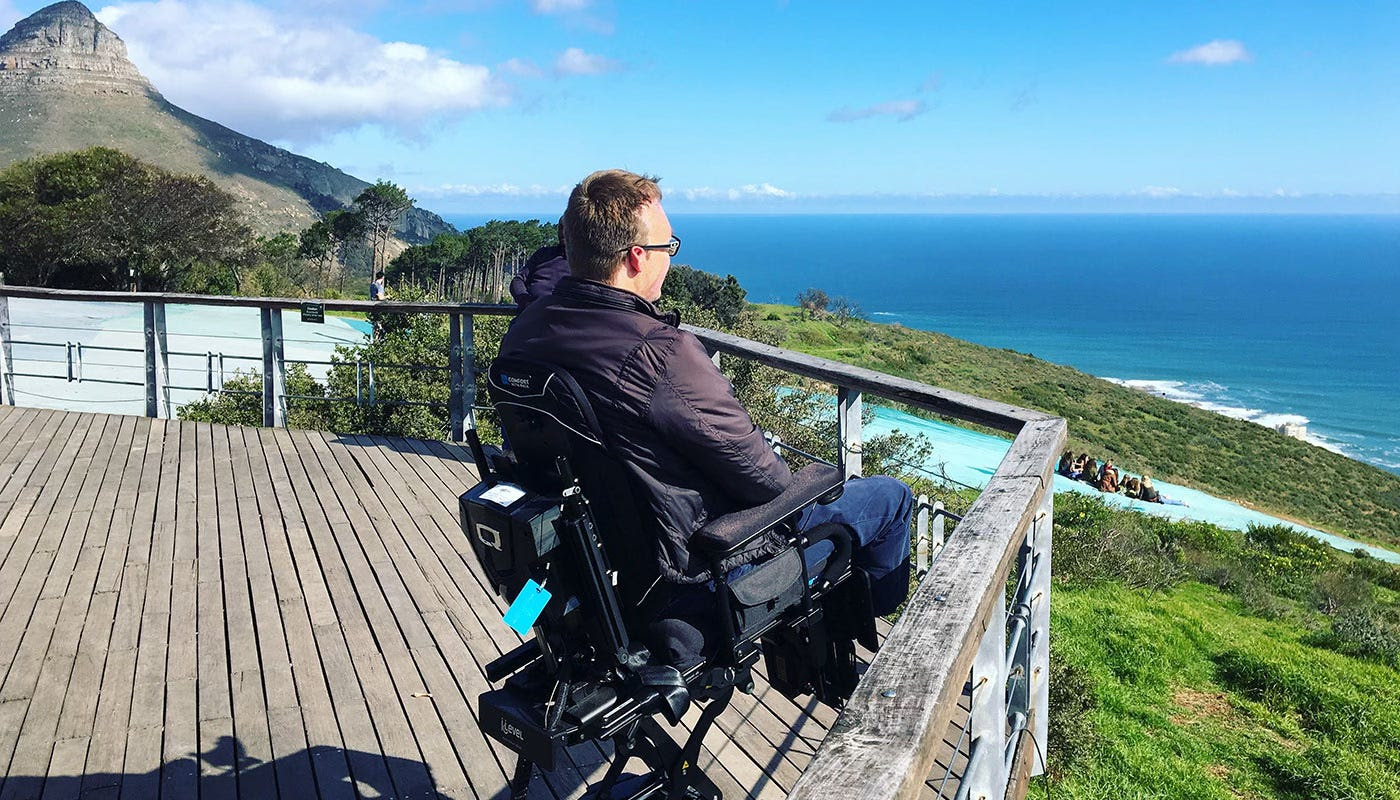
[754,305,1400,552]
[1047,581,1400,799]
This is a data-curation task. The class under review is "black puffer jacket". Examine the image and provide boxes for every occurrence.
[498,276,792,583]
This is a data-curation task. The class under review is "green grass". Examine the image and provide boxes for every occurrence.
[1042,582,1400,799]
[753,304,1400,553]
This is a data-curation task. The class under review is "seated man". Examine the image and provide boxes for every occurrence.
[498,169,913,660]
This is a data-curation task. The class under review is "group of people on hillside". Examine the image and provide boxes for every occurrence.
[1057,451,1185,505]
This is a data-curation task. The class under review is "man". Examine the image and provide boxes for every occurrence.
[498,169,912,639]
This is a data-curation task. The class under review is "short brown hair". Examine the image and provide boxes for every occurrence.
[562,169,662,282]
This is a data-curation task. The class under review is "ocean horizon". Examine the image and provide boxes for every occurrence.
[447,212,1400,476]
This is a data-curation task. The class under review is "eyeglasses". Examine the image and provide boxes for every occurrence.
[617,235,681,257]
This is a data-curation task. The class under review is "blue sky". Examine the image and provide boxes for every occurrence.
[5,0,1398,213]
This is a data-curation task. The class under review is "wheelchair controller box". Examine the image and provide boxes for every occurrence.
[460,480,561,603]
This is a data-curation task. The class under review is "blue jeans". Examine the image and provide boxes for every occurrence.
[796,475,913,615]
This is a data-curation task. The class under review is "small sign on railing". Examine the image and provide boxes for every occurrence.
[300,302,325,324]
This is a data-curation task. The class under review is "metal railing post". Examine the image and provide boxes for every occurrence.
[915,493,930,575]
[260,307,286,427]
[143,301,169,418]
[1029,494,1053,775]
[960,589,1010,800]
[449,313,465,441]
[461,313,476,432]
[837,386,862,479]
[0,292,12,406]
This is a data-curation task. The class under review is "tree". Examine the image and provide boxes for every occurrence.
[0,147,257,291]
[354,181,412,275]
[829,296,865,324]
[796,287,830,319]
[660,265,747,328]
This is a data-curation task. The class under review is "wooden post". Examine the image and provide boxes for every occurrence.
[260,307,286,427]
[837,386,862,479]
[449,313,465,441]
[142,301,169,418]
[0,293,14,406]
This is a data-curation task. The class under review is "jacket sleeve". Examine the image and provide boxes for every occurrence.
[647,332,792,507]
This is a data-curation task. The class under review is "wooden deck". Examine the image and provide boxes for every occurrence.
[0,406,967,800]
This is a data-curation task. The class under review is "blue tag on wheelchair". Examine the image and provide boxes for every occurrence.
[503,579,551,635]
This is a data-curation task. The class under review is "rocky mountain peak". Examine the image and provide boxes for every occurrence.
[0,1,151,93]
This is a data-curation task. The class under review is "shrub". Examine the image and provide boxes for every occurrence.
[1045,651,1099,775]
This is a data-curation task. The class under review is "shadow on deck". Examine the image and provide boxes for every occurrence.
[0,406,968,800]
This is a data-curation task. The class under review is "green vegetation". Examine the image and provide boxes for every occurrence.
[0,147,256,291]
[1039,494,1400,798]
[386,218,559,302]
[754,303,1400,552]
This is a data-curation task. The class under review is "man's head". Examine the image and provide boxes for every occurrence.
[563,169,676,301]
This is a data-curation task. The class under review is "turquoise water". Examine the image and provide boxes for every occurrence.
[865,405,1400,563]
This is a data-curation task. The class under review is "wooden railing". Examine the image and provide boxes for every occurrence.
[0,285,1066,800]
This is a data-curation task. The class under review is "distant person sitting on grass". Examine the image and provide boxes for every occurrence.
[1068,454,1085,480]
[1138,475,1186,505]
[1122,476,1141,499]
[1057,450,1075,477]
[369,271,389,300]
[1098,460,1119,493]
[1082,456,1099,486]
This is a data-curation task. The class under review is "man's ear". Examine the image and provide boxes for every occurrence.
[620,246,644,279]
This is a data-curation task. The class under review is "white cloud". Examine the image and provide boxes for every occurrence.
[1135,185,1184,198]
[1168,39,1252,66]
[679,183,796,202]
[530,0,590,12]
[827,99,927,123]
[500,57,544,78]
[553,47,621,77]
[414,182,570,198]
[93,1,508,142]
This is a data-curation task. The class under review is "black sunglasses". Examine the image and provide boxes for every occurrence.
[617,235,681,257]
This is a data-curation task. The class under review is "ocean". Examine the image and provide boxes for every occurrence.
[448,213,1400,475]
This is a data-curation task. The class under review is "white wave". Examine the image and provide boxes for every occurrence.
[1109,375,1351,456]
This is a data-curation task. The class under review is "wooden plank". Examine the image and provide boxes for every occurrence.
[0,413,99,631]
[249,428,356,800]
[287,430,469,795]
[788,418,1063,800]
[268,428,427,799]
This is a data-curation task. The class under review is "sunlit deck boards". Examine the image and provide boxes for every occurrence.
[0,405,967,799]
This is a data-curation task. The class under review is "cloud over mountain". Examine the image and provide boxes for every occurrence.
[94,0,508,142]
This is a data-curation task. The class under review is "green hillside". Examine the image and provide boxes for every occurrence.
[754,305,1400,553]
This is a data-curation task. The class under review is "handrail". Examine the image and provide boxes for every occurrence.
[0,284,1063,800]
[0,285,509,316]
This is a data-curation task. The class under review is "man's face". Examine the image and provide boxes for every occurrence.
[636,200,673,302]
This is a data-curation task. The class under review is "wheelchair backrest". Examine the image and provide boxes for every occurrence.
[487,356,671,629]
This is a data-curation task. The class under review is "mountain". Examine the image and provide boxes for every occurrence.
[0,1,452,242]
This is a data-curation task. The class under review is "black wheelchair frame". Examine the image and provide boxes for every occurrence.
[459,357,879,799]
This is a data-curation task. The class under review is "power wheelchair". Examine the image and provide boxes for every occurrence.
[459,356,883,799]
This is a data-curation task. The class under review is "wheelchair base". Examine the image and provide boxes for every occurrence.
[509,689,731,800]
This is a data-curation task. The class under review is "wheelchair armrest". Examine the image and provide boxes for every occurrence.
[692,463,843,556]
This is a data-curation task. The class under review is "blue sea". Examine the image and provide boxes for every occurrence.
[445,213,1400,476]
